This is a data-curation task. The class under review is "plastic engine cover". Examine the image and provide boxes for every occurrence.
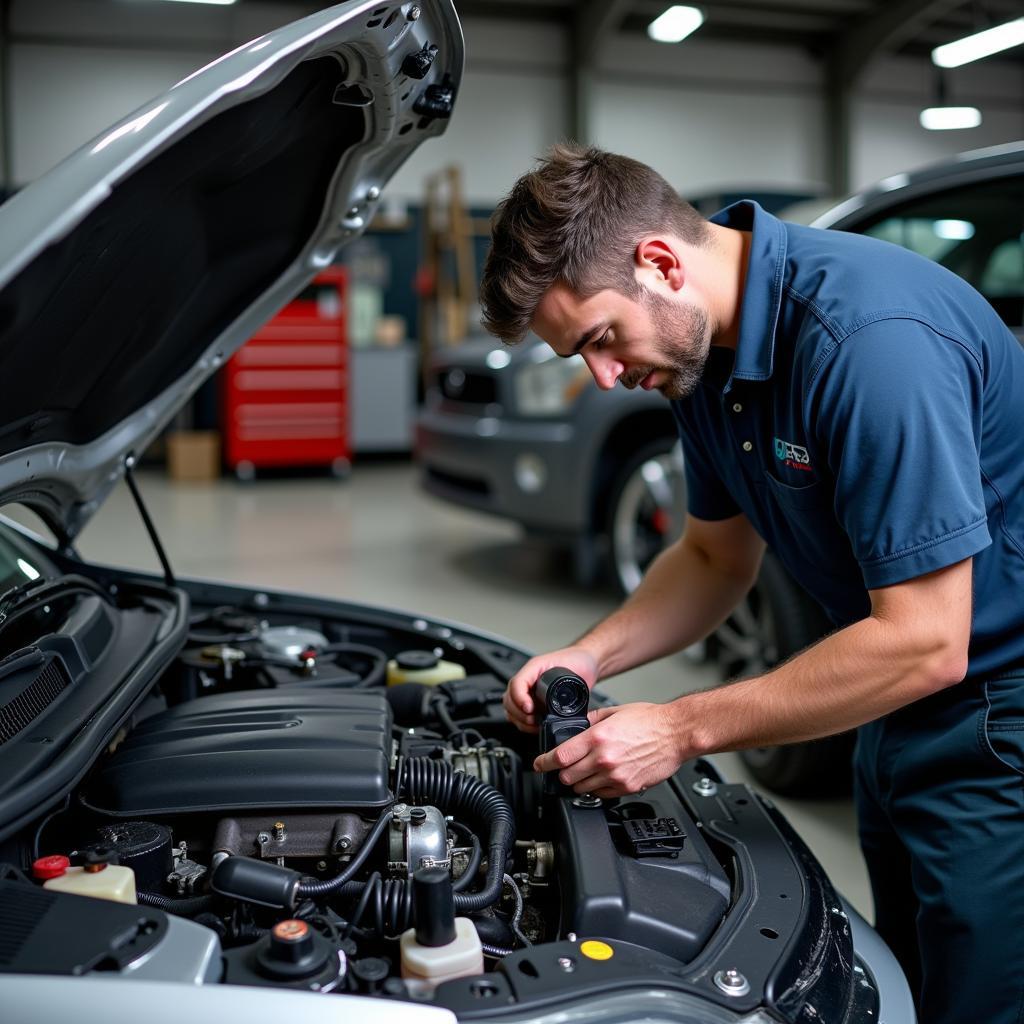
[85,689,392,815]
[557,796,730,962]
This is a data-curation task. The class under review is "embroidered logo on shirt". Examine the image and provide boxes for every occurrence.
[774,437,813,473]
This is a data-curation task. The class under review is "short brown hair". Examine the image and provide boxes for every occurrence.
[479,143,708,344]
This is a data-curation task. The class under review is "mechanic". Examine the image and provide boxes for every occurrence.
[478,143,1024,1024]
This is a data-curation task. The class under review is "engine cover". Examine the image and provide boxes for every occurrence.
[86,689,392,815]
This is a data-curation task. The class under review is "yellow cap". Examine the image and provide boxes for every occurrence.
[579,940,614,961]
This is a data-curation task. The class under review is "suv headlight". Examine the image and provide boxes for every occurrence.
[514,350,591,416]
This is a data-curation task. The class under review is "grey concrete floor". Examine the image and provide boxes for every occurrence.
[61,459,872,920]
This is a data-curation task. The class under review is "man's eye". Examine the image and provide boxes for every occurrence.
[592,332,610,351]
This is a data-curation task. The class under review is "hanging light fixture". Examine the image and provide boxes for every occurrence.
[919,106,983,129]
[919,71,982,131]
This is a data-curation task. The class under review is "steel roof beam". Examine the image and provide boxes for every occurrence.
[824,0,966,198]
[571,0,633,143]
[833,0,966,85]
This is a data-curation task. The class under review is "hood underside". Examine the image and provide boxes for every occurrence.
[0,0,462,544]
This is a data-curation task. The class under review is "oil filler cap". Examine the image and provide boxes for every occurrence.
[255,919,330,980]
[269,920,314,962]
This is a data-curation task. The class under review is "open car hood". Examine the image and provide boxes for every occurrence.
[0,0,462,544]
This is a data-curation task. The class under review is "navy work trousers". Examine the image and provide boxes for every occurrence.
[855,676,1024,1024]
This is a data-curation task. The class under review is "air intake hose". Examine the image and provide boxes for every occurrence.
[398,757,515,913]
[295,758,515,927]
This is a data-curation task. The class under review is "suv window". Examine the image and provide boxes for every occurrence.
[855,175,1024,328]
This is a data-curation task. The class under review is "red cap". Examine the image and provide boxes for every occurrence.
[272,919,310,942]
[32,855,70,880]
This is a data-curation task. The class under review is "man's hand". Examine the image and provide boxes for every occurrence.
[504,646,599,733]
[532,702,686,797]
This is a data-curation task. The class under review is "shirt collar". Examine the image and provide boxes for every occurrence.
[707,200,787,386]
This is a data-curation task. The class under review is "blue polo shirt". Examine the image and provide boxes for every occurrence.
[672,201,1024,681]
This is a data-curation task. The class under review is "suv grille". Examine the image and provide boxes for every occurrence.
[436,368,498,405]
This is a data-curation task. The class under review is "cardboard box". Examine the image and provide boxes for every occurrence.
[166,430,221,482]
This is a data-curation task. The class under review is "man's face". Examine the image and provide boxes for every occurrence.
[531,281,711,401]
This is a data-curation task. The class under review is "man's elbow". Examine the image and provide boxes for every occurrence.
[923,635,969,693]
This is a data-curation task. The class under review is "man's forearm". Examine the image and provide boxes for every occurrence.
[536,559,972,799]
[671,608,966,758]
[577,534,756,680]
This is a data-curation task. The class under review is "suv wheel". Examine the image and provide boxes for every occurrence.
[721,553,854,797]
[607,438,686,596]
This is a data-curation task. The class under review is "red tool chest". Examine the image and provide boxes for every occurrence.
[223,269,349,478]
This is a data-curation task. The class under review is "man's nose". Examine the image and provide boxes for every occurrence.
[582,351,621,390]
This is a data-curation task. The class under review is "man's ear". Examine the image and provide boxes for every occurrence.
[635,237,685,291]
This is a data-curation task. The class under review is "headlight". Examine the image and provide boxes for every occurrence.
[514,349,591,417]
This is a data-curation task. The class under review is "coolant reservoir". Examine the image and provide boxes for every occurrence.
[35,855,137,904]
[401,918,483,992]
[387,649,466,687]
[400,867,482,993]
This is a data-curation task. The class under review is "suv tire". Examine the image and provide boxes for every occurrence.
[728,554,854,797]
[607,437,686,596]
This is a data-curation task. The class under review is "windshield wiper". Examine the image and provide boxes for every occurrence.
[0,577,51,629]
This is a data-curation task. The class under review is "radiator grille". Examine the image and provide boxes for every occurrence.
[0,659,71,744]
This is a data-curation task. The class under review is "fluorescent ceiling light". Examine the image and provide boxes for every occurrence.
[648,5,704,44]
[933,219,975,240]
[932,17,1024,68]
[919,106,982,130]
[17,559,40,581]
[155,0,238,5]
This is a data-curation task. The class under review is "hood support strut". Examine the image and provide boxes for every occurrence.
[123,454,176,589]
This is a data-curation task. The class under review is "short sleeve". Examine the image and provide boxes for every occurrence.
[671,401,741,521]
[812,318,991,589]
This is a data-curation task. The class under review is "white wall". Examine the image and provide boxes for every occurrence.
[6,1,1024,203]
[10,44,217,184]
[7,0,316,185]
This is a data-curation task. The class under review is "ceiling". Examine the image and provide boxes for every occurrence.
[442,0,1024,65]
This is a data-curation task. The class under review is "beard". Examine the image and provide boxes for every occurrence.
[619,289,711,401]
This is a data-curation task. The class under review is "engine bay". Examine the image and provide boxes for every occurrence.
[0,572,875,1021]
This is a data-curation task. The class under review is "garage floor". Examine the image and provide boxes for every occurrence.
[65,459,873,921]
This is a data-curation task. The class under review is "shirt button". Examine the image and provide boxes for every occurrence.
[732,403,743,413]
[742,441,753,452]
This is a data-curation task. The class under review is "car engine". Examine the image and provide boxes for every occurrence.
[0,582,880,1022]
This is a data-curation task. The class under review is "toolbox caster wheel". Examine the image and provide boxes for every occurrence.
[235,461,255,482]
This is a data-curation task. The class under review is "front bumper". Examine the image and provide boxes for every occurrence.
[415,406,591,534]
